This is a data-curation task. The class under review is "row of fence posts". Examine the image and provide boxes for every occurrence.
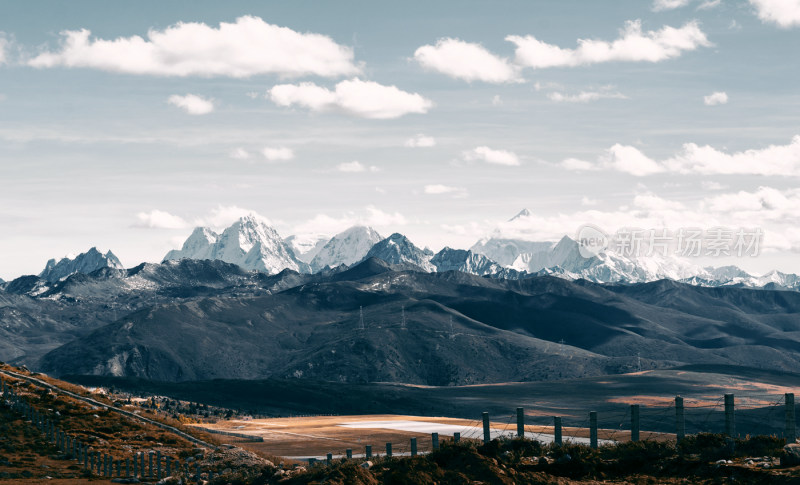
[0,379,216,482]
[316,392,798,465]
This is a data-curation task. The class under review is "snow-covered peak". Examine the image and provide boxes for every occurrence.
[40,247,124,282]
[284,234,329,263]
[363,233,435,272]
[163,217,309,274]
[509,208,531,221]
[310,226,383,272]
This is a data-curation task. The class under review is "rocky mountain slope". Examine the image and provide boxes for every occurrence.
[39,247,123,282]
[33,258,800,385]
[164,215,309,274]
[310,226,383,272]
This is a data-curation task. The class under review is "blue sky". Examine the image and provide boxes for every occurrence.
[1,0,799,279]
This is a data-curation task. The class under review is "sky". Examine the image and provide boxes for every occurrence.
[1,0,800,279]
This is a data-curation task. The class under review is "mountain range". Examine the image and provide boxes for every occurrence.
[19,256,800,385]
[2,236,800,386]
[155,212,800,291]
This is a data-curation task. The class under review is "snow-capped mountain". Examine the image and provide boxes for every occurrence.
[284,234,329,264]
[362,233,435,272]
[501,235,714,284]
[471,238,553,267]
[40,247,124,282]
[431,247,511,276]
[310,226,383,272]
[164,215,310,274]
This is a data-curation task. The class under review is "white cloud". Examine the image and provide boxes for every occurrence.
[194,205,268,228]
[749,0,800,28]
[413,38,522,83]
[581,196,598,206]
[703,91,728,106]
[652,0,691,11]
[261,147,294,161]
[702,181,726,191]
[548,90,628,103]
[167,94,215,115]
[335,161,379,173]
[664,136,800,175]
[424,184,468,197]
[290,206,407,238]
[28,16,359,78]
[405,134,436,148]
[561,158,597,171]
[230,147,250,160]
[492,95,503,106]
[0,36,8,65]
[507,20,710,68]
[134,210,188,229]
[697,0,722,9]
[463,146,520,166]
[562,136,800,176]
[269,78,432,119]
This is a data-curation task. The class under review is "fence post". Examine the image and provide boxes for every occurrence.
[482,412,491,443]
[385,443,392,458]
[157,450,162,478]
[126,457,130,478]
[517,407,525,438]
[675,396,685,442]
[724,393,735,437]
[411,437,417,456]
[346,449,352,459]
[786,393,796,444]
[454,432,460,443]
[327,453,333,465]
[149,451,154,478]
[432,432,439,450]
[589,411,598,449]
[365,445,372,459]
[631,404,640,442]
[554,417,562,446]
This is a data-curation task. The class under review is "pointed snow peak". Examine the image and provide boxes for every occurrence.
[509,208,531,221]
[39,247,125,282]
[364,233,435,271]
[163,215,308,274]
[309,225,384,272]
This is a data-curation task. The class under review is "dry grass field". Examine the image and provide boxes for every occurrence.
[192,413,662,460]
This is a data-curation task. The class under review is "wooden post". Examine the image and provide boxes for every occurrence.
[786,393,796,443]
[675,396,685,442]
[630,404,640,442]
[149,451,154,478]
[385,443,392,458]
[724,393,735,437]
[346,449,352,459]
[554,417,562,446]
[411,437,417,456]
[453,432,460,443]
[157,451,162,478]
[589,411,598,449]
[365,445,372,459]
[126,457,130,478]
[165,457,171,477]
[327,453,333,465]
[482,412,491,443]
[517,407,525,438]
[432,432,439,450]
